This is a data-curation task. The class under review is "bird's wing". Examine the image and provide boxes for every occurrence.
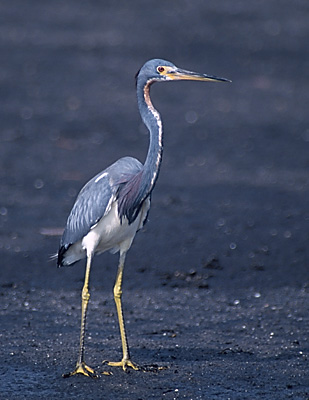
[60,172,115,248]
[60,157,143,249]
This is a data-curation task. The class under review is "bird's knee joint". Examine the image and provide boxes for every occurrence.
[82,288,90,302]
[113,287,122,299]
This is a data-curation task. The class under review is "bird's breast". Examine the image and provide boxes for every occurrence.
[83,198,150,256]
[60,197,150,266]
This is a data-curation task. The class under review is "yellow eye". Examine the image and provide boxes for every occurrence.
[157,66,165,73]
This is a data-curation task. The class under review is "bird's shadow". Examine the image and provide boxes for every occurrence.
[129,345,232,366]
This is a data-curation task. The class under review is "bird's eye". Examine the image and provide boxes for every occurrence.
[157,66,165,73]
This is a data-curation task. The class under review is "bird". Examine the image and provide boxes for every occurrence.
[57,58,230,378]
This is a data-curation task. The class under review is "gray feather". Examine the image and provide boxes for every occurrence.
[60,157,142,249]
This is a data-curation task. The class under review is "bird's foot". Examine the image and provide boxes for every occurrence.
[62,361,98,378]
[103,358,139,372]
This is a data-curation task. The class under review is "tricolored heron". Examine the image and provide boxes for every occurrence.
[57,58,230,377]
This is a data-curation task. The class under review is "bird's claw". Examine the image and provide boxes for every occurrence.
[62,361,98,378]
[103,358,139,372]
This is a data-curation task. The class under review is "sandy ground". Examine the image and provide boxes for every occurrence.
[0,1,308,399]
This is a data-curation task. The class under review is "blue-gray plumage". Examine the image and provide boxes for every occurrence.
[58,156,144,266]
[58,58,230,378]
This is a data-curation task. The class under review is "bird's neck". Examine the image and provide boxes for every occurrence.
[137,79,163,196]
[117,79,163,224]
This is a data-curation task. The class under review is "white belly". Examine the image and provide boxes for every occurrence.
[62,198,150,265]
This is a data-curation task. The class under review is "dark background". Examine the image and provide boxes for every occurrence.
[0,1,308,399]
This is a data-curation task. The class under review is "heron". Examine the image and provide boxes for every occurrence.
[57,58,230,378]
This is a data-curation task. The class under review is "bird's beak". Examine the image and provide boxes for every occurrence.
[167,68,231,83]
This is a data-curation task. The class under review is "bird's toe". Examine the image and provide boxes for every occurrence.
[62,362,98,378]
[103,358,139,372]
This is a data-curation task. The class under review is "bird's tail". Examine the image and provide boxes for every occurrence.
[57,243,85,267]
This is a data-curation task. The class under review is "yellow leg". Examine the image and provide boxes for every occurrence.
[63,254,97,378]
[104,251,139,372]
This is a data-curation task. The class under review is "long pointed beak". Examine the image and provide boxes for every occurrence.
[167,68,231,83]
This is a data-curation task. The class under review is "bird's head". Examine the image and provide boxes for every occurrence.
[136,58,231,85]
